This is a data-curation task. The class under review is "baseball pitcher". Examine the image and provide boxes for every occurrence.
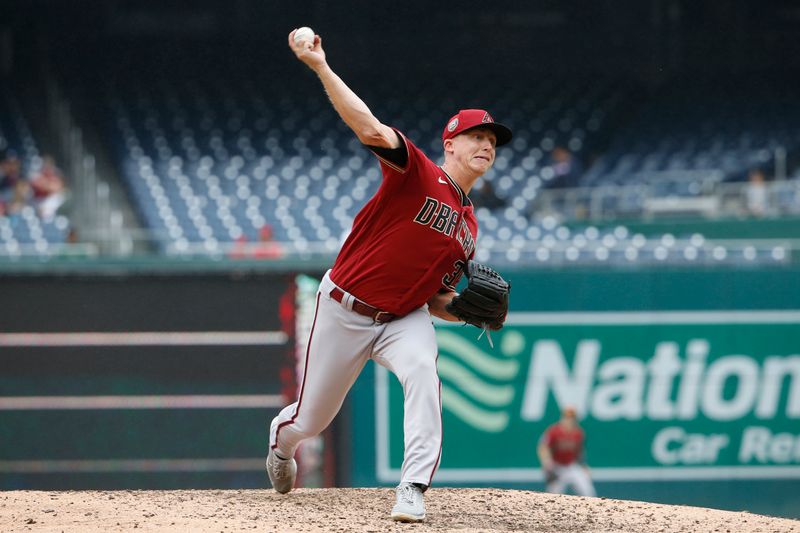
[267,28,512,522]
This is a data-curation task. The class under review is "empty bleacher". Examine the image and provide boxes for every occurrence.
[103,74,627,258]
[573,73,800,219]
[94,67,795,267]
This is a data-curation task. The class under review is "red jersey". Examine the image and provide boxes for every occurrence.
[330,130,477,317]
[540,423,585,465]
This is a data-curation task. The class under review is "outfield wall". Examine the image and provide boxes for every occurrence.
[0,271,294,490]
[2,264,799,517]
[348,267,800,518]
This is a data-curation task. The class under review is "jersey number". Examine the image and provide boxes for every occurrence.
[442,260,465,290]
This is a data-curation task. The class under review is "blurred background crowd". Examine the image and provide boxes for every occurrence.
[0,151,68,220]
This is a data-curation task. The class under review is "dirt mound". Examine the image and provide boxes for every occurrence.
[1,488,798,532]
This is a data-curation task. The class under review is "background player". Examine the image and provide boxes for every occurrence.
[537,406,597,497]
[267,28,512,522]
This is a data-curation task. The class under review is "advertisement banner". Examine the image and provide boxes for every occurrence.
[375,311,800,483]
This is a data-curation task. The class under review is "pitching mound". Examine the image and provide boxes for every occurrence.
[1,488,798,532]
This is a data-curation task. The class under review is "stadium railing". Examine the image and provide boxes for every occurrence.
[531,176,800,222]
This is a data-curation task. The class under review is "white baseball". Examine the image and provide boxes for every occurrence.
[294,27,315,45]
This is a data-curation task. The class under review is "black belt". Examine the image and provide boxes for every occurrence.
[330,287,397,324]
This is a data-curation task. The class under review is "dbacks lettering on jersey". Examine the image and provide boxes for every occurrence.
[413,196,475,259]
[414,197,458,236]
[455,217,476,258]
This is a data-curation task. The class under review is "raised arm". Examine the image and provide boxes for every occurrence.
[288,29,399,149]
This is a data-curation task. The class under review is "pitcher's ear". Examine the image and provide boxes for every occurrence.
[443,138,454,154]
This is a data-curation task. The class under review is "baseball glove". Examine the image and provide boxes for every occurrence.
[445,260,510,331]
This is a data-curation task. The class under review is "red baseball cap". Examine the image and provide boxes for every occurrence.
[442,109,513,147]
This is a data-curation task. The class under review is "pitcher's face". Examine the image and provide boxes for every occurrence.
[447,127,497,175]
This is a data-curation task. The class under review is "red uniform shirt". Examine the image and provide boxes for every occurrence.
[541,423,585,465]
[330,130,477,317]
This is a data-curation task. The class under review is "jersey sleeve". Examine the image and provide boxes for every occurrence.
[366,128,425,177]
[367,130,408,169]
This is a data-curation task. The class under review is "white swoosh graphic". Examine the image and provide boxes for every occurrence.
[437,358,515,407]
[442,385,509,432]
[436,331,519,379]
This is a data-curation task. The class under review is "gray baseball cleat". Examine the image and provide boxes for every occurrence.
[391,482,425,522]
[266,448,297,494]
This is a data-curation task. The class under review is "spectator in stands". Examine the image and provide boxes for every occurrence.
[0,150,22,208]
[230,223,283,260]
[253,223,283,259]
[745,167,768,217]
[2,179,31,217]
[471,179,506,210]
[29,155,67,221]
[546,146,583,189]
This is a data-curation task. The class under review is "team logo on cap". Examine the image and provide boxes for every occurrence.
[482,112,493,123]
[447,118,459,132]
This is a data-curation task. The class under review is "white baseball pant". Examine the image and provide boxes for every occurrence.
[546,463,596,497]
[270,270,443,486]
